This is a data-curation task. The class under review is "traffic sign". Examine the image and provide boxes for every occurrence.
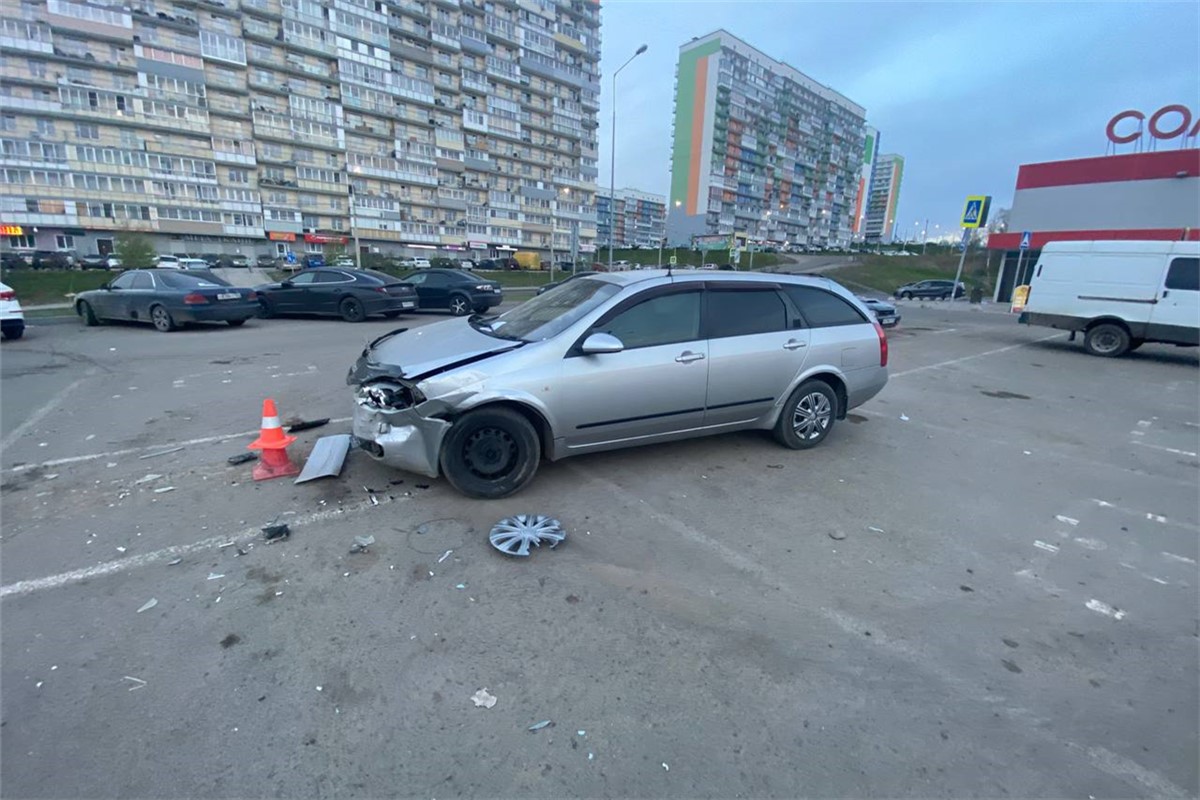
[285,251,296,264]
[1019,231,1032,250]
[960,195,992,228]
[668,255,677,266]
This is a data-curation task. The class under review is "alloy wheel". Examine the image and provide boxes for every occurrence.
[792,391,832,440]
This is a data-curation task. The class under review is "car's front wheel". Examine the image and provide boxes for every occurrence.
[78,300,100,326]
[775,379,837,450]
[339,296,366,322]
[440,407,541,498]
[448,294,471,316]
[1084,322,1130,357]
[150,304,176,332]
[901,291,912,300]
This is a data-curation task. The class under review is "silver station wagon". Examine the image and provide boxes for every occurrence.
[348,270,889,498]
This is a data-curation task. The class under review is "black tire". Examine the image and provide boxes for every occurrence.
[227,319,247,327]
[439,407,541,498]
[339,296,366,323]
[3,327,23,340]
[257,298,275,319]
[774,380,837,450]
[1129,338,1144,351]
[473,305,491,314]
[382,310,402,319]
[901,291,912,300]
[1084,322,1130,358]
[448,294,471,316]
[78,300,100,327]
[150,304,176,332]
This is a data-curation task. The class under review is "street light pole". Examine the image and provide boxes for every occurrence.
[658,199,679,267]
[608,44,647,273]
[922,217,929,255]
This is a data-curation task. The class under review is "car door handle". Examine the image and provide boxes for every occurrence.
[783,339,807,350]
[675,351,705,364]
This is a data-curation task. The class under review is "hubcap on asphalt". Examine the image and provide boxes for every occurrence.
[464,427,517,478]
[792,392,832,440]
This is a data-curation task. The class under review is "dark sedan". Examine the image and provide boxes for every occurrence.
[858,296,901,327]
[255,268,418,322]
[536,270,600,295]
[893,279,965,300]
[74,269,259,332]
[403,268,503,315]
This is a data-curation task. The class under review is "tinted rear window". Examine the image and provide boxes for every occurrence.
[706,289,787,338]
[784,285,868,327]
[1166,257,1199,291]
[156,271,230,289]
[362,270,397,284]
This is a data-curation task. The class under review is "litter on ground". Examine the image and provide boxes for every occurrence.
[207,572,225,581]
[294,434,352,484]
[139,446,185,460]
[286,418,330,433]
[153,486,175,494]
[227,452,257,466]
[136,598,157,613]
[262,523,290,541]
[350,535,375,553]
[437,549,453,564]
[489,515,565,557]
[471,688,497,709]
[528,720,553,731]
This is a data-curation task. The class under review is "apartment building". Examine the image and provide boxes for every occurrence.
[665,30,867,250]
[863,152,903,243]
[0,0,601,261]
[596,186,664,249]
[850,124,877,241]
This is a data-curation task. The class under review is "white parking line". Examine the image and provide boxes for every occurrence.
[1131,441,1198,458]
[5,417,352,472]
[0,370,96,454]
[889,333,1065,378]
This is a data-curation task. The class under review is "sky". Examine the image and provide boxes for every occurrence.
[596,0,1200,239]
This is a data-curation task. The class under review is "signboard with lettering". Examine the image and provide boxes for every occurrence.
[0,225,24,236]
[1107,105,1199,145]
[268,231,296,242]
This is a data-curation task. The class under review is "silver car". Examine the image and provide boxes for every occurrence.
[349,271,889,498]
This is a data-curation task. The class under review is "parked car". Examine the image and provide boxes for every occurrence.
[256,254,278,268]
[1,281,26,340]
[333,256,356,268]
[1020,240,1198,357]
[536,270,600,295]
[179,258,211,271]
[154,254,181,269]
[1,252,29,270]
[701,263,717,270]
[221,254,251,269]
[31,250,75,269]
[303,254,325,269]
[859,296,900,328]
[79,253,107,270]
[892,279,965,300]
[255,267,418,322]
[402,268,503,315]
[348,270,888,498]
[74,269,259,332]
[459,259,476,271]
[201,254,222,268]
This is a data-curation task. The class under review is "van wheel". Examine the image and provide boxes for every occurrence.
[1084,323,1130,357]
[775,380,837,450]
[440,407,540,498]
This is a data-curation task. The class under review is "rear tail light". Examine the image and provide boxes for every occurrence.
[374,286,388,294]
[0,291,14,301]
[874,321,888,367]
[183,292,209,305]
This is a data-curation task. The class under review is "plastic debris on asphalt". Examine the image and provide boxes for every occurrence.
[262,523,290,541]
[471,688,497,709]
[286,417,330,433]
[294,434,352,484]
[139,446,185,460]
[350,535,375,553]
[136,598,158,613]
[167,558,182,566]
[489,515,565,557]
[528,720,553,731]
[867,526,885,533]
[153,486,175,494]
[437,549,453,564]
[207,572,225,580]
[899,414,910,421]
[134,474,163,485]
[123,676,147,692]
[828,531,847,541]
[662,763,669,771]
[227,452,258,466]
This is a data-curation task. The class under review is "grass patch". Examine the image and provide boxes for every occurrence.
[825,253,995,295]
[1,269,112,305]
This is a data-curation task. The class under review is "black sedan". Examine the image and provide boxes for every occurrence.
[74,269,259,332]
[858,296,901,327]
[893,279,965,300]
[255,268,418,322]
[403,268,503,315]
[536,270,600,295]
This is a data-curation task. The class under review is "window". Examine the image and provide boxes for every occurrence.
[597,291,702,349]
[706,289,787,338]
[228,168,248,184]
[130,273,153,290]
[9,235,34,248]
[289,271,318,285]
[76,122,100,139]
[783,285,868,328]
[405,273,426,286]
[55,234,75,249]
[1165,257,1199,292]
[110,272,137,290]
[1,115,15,132]
[36,118,55,135]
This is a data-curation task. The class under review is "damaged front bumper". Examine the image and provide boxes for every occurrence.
[352,393,449,479]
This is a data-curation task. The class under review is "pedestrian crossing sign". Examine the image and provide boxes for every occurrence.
[961,195,991,228]
[669,255,677,266]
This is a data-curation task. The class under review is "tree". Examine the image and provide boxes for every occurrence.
[115,231,156,269]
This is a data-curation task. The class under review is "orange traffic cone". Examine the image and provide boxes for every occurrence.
[247,398,300,481]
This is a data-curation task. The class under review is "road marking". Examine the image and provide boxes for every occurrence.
[5,417,352,472]
[889,333,1065,378]
[0,370,97,455]
[1085,599,1126,620]
[1132,441,1198,458]
[1033,540,1059,553]
[0,497,397,598]
[1147,513,1167,524]
[1162,552,1196,565]
[1136,420,1153,428]
[1073,745,1190,798]
[1087,499,1199,532]
[1055,515,1079,526]
[1073,537,1107,551]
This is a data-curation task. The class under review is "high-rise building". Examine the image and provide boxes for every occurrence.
[665,30,867,250]
[596,187,665,249]
[0,0,601,261]
[851,125,878,240]
[864,153,903,243]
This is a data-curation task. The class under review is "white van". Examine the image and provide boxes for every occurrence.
[1020,240,1198,357]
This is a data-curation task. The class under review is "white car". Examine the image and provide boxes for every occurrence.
[179,258,210,271]
[459,259,476,271]
[413,258,431,269]
[701,263,717,270]
[1,281,26,340]
[155,255,181,269]
[333,256,356,268]
[105,256,122,270]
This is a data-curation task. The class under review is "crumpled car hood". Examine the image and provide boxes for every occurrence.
[351,318,522,383]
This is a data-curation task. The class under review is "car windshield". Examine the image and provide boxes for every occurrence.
[473,277,619,342]
[157,271,230,289]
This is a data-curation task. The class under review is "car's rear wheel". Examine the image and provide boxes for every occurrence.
[339,296,366,323]
[449,294,470,316]
[78,300,100,326]
[257,297,275,319]
[775,379,837,450]
[1084,322,1130,357]
[901,291,912,300]
[150,304,176,332]
[440,407,540,499]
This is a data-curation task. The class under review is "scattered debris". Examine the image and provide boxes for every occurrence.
[766,464,784,469]
[414,483,430,490]
[588,753,594,761]
[1023,450,1032,455]
[136,598,158,613]
[294,434,352,484]
[1085,599,1126,620]
[388,479,405,485]
[134,474,163,485]
[262,523,290,541]
[662,763,670,771]
[286,418,330,433]
[455,583,466,590]
[528,720,553,732]
[489,515,565,557]
[577,730,586,737]
[218,541,237,549]
[316,686,323,692]
[867,526,885,533]
[227,452,258,466]
[828,530,847,541]
[139,446,185,460]
[167,558,182,566]
[899,414,910,421]
[437,549,453,564]
[960,585,974,592]
[116,546,127,553]
[471,688,497,709]
[153,486,175,494]
[123,675,147,692]
[44,473,59,480]
[350,534,375,553]
[207,572,225,581]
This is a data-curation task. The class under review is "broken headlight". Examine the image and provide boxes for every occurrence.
[356,380,423,411]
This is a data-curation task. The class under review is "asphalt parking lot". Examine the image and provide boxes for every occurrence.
[2,301,1197,798]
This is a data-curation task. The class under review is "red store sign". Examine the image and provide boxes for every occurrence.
[1106,104,1200,144]
[303,233,347,244]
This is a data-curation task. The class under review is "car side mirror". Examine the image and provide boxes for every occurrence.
[581,332,624,354]
[104,283,115,290]
[280,280,293,288]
